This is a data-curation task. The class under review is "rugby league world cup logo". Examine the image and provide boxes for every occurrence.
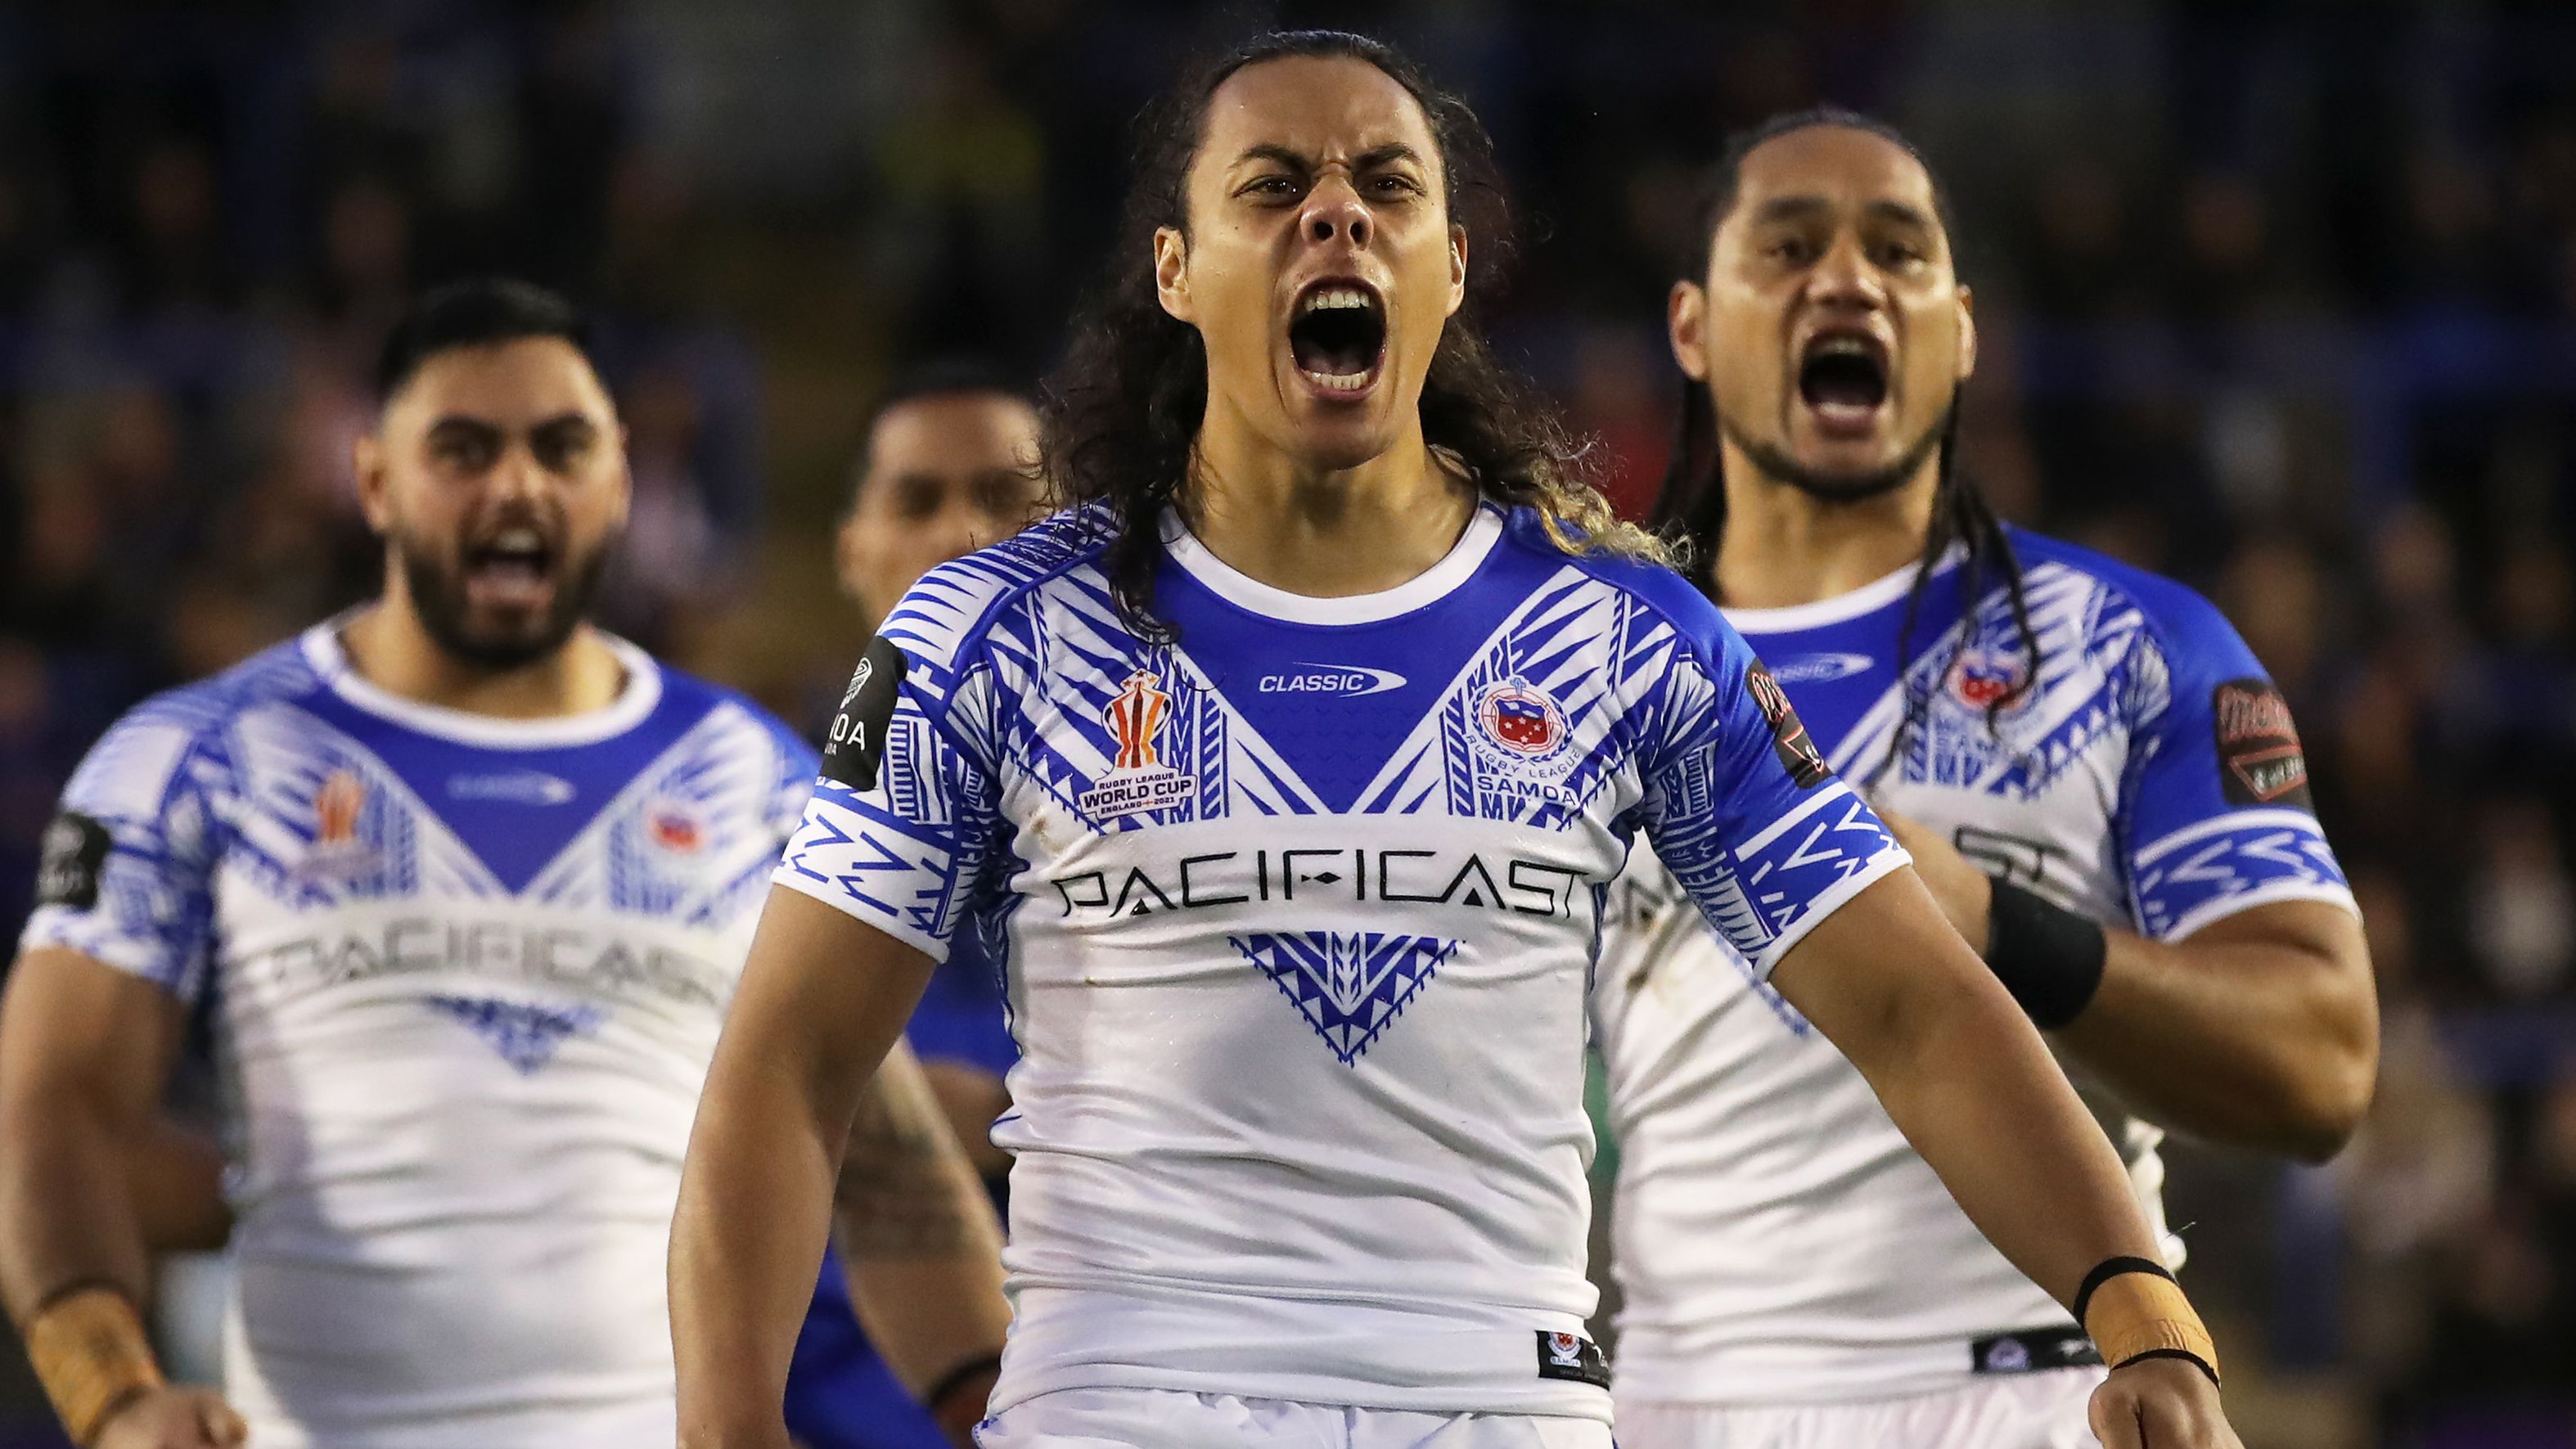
[1079,670,1198,821]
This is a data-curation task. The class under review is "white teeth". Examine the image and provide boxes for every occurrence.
[1302,368,1371,393]
[1299,286,1373,315]
[1813,336,1874,359]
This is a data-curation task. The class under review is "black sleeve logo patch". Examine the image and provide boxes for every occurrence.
[1746,660,1833,790]
[820,636,907,791]
[34,812,111,911]
[1536,1330,1611,1388]
[2212,677,2313,811]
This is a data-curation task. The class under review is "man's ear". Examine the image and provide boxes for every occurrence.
[1954,284,1979,383]
[1154,227,1191,322]
[352,431,394,535]
[1668,281,1710,382]
[1445,223,1468,317]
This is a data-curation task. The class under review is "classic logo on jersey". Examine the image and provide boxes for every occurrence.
[34,812,110,911]
[1079,671,1198,820]
[2212,677,2312,810]
[1258,663,1407,696]
[1745,661,1831,789]
[645,799,706,854]
[1770,651,1872,684]
[822,636,907,791]
[425,994,606,1075]
[1230,930,1457,1064]
[445,771,576,805]
[1534,1330,1610,1388]
[1948,646,2033,712]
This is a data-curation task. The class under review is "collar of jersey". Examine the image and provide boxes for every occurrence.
[1159,503,1506,627]
[298,618,665,749]
[1719,542,1968,634]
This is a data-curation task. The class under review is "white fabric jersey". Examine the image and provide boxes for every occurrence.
[779,504,1908,1422]
[975,1387,1615,1449]
[1593,531,2358,1406]
[21,624,813,1447]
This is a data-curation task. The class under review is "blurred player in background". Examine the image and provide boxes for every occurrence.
[0,279,1006,1449]
[1591,110,2378,1448]
[786,364,1043,1449]
[672,33,2240,1449]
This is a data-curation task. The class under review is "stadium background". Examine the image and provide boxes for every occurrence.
[1,1,2571,1445]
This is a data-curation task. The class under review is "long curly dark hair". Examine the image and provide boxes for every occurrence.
[1040,29,1664,639]
[1649,106,2040,783]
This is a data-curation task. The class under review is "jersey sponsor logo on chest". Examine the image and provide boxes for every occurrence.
[1255,663,1408,697]
[1051,843,1587,920]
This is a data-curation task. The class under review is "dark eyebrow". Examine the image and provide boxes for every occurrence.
[1748,195,1833,225]
[1232,142,1426,173]
[1354,142,1425,169]
[1233,143,1313,172]
[1866,199,1937,231]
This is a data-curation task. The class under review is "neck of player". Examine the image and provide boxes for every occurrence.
[1709,435,1942,610]
[1185,398,1479,598]
[340,587,628,720]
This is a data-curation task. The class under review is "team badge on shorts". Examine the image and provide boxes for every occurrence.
[1534,1330,1610,1388]
[1079,670,1198,821]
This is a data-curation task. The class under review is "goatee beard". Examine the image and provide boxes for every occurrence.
[1716,403,1953,505]
[396,537,612,671]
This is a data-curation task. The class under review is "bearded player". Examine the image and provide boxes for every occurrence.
[673,34,2242,1449]
[1592,110,2376,1448]
[0,279,1004,1448]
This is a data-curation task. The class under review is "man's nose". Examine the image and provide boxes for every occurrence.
[1301,178,1371,249]
[1807,232,1885,311]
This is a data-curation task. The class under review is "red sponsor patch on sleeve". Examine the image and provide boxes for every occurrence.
[2212,678,2312,810]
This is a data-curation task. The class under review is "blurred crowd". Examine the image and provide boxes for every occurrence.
[1,2,2572,1446]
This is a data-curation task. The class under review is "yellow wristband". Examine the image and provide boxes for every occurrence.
[23,1286,165,1446]
[2081,1270,2221,1383]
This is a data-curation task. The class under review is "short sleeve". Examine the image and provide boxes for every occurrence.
[18,705,226,1001]
[2119,591,2354,942]
[772,626,1007,966]
[1634,602,1909,979]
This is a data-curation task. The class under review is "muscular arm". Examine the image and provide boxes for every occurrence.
[0,947,187,1320]
[2058,902,2375,1160]
[1769,871,2163,1309]
[1892,812,2378,1159]
[670,886,945,1449]
[832,1041,1009,1442]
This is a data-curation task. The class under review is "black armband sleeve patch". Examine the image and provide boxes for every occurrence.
[2211,677,2312,811]
[1747,660,1832,790]
[34,812,111,911]
[820,637,907,791]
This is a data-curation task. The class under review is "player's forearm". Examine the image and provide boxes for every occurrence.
[1774,874,2165,1308]
[834,1044,1010,1402]
[0,1101,155,1322]
[2060,905,2377,1160]
[669,1041,844,1449]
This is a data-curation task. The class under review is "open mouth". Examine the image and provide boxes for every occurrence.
[1288,281,1387,397]
[1797,332,1890,432]
[462,524,557,610]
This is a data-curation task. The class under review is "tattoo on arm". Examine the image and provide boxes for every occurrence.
[833,1049,976,1259]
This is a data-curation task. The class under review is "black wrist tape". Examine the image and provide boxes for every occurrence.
[1983,880,2107,1029]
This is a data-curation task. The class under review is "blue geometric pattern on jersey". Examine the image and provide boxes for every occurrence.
[423,994,606,1074]
[2130,812,2349,939]
[781,504,1907,1020]
[295,681,715,895]
[1230,931,1459,1064]
[1729,528,2353,943]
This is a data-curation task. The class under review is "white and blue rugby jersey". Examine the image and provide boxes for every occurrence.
[1593,530,2358,1406]
[19,623,813,1448]
[775,503,1908,1421]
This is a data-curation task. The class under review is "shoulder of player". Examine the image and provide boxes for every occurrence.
[2004,526,2249,674]
[1498,507,1729,660]
[64,635,323,808]
[879,502,1121,682]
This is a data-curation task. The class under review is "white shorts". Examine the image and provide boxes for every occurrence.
[975,1388,1615,1449]
[1614,1369,2105,1449]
